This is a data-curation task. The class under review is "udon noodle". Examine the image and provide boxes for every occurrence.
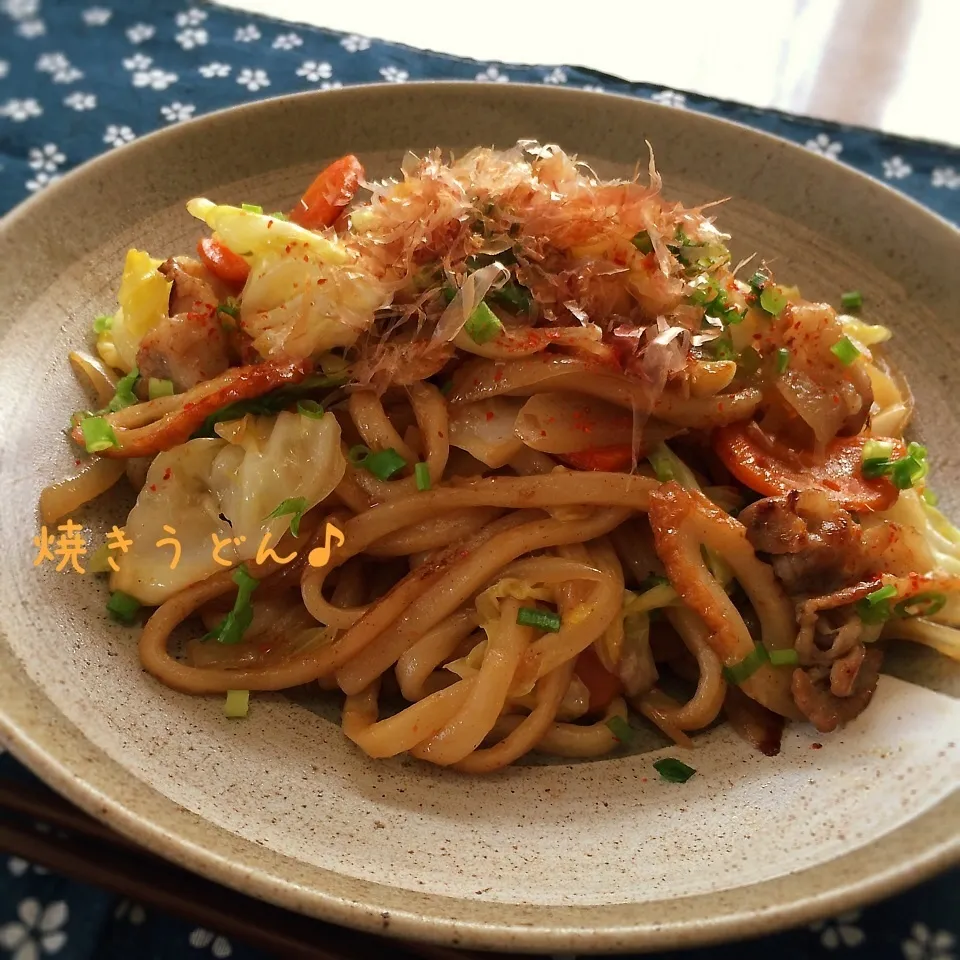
[43,143,960,772]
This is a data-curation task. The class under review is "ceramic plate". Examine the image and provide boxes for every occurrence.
[0,83,957,954]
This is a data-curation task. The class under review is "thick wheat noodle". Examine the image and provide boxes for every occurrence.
[585,538,627,669]
[452,661,576,773]
[348,383,449,501]
[301,510,537,633]
[649,483,800,720]
[451,356,762,427]
[410,599,532,765]
[103,393,183,428]
[343,679,472,758]
[395,608,478,701]
[300,474,657,587]
[40,458,126,526]
[331,470,373,514]
[366,507,503,557]
[330,557,366,608]
[515,535,627,686]
[335,508,630,695]
[506,448,558,475]
[633,606,727,731]
[634,691,695,748]
[550,538,625,672]
[304,511,540,673]
[138,555,324,694]
[494,555,608,594]
[137,516,332,692]
[349,389,418,464]
[885,618,960,658]
[69,350,118,407]
[492,696,629,758]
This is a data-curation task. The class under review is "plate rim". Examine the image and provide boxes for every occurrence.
[0,81,958,953]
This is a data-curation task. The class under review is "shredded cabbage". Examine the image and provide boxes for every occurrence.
[840,314,892,347]
[444,639,487,681]
[112,410,345,603]
[97,249,172,372]
[623,583,678,616]
[186,198,390,360]
[474,577,552,625]
[186,199,349,264]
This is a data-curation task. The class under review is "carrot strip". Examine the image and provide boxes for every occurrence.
[289,155,364,230]
[196,237,250,286]
[714,423,901,512]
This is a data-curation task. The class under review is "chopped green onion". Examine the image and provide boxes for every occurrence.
[861,439,897,479]
[606,715,634,745]
[855,584,897,624]
[204,565,259,645]
[364,448,408,481]
[748,271,769,293]
[70,410,92,430]
[441,284,456,304]
[708,336,737,361]
[775,348,791,374]
[759,285,788,316]
[892,442,928,490]
[106,366,140,413]
[862,439,896,462]
[224,689,250,718]
[840,290,863,310]
[194,374,345,437]
[631,230,654,255]
[862,459,892,480]
[241,203,263,214]
[217,300,240,319]
[296,399,324,419]
[439,380,453,396]
[864,584,897,605]
[148,378,175,400]
[863,441,928,488]
[268,211,289,221]
[653,757,696,783]
[348,445,371,466]
[894,591,947,620]
[647,448,675,483]
[107,591,141,624]
[491,282,533,314]
[830,336,861,365]
[692,284,742,326]
[688,277,719,306]
[516,606,562,633]
[79,416,119,453]
[265,496,308,537]
[414,461,431,491]
[769,648,800,667]
[463,301,503,345]
[93,313,113,334]
[722,643,769,684]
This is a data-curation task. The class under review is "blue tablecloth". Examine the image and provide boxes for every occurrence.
[1,2,957,958]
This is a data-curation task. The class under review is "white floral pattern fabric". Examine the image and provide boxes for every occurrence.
[0,3,957,958]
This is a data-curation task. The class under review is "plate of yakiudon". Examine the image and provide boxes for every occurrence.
[0,83,957,954]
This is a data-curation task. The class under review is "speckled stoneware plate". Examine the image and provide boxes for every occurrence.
[0,84,958,955]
